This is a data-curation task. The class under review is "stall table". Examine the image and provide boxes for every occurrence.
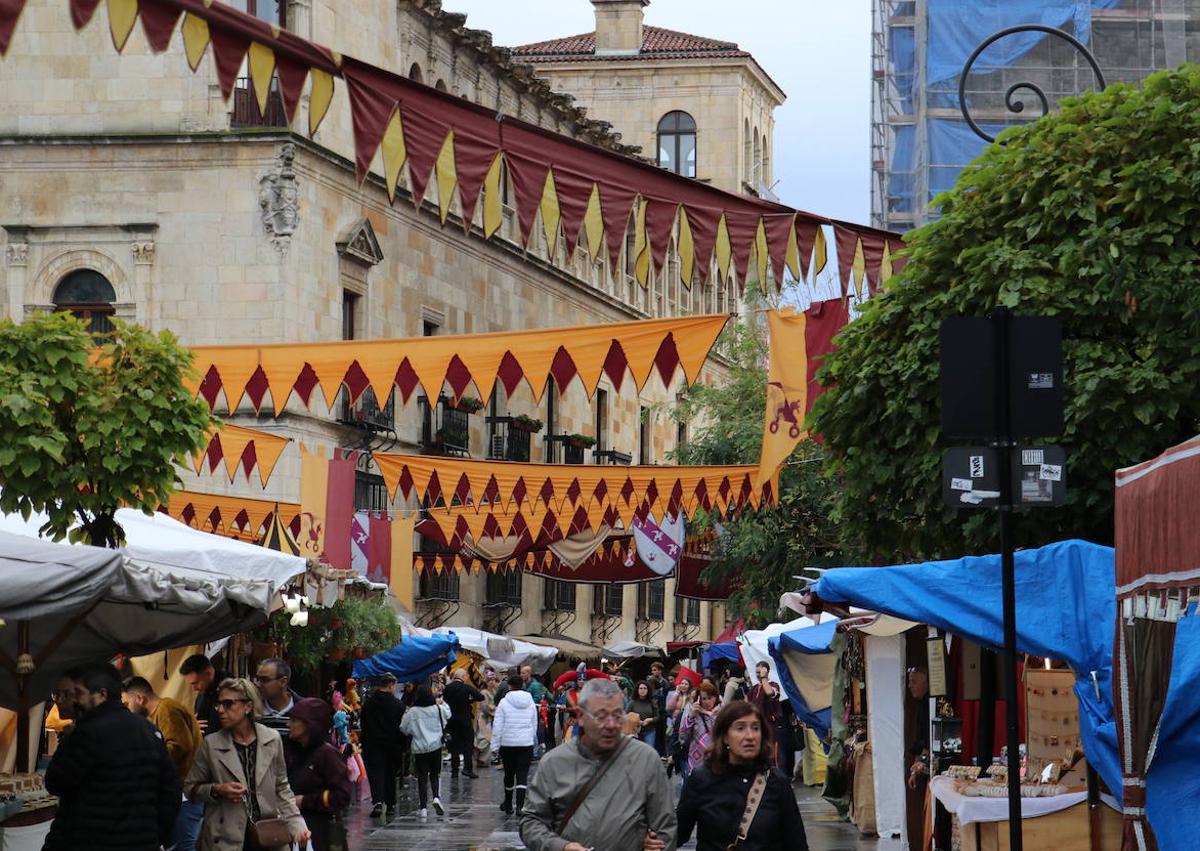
[930,776,1121,851]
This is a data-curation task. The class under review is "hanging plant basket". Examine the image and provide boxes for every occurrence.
[455,396,485,414]
[512,415,544,433]
[567,434,597,449]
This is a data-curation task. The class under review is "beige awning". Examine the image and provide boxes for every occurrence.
[516,633,605,660]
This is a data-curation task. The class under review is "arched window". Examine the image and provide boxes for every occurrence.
[408,63,423,83]
[743,119,752,184]
[752,130,762,188]
[54,269,116,334]
[434,79,447,92]
[657,111,696,178]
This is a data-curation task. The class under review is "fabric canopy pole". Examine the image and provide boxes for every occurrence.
[192,422,291,487]
[1113,435,1200,851]
[864,634,905,840]
[188,313,730,415]
[0,0,906,293]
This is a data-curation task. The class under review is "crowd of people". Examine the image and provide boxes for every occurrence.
[37,651,810,851]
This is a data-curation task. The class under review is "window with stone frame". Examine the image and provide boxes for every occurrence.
[53,269,116,335]
[657,111,697,178]
[229,0,286,25]
[674,595,701,625]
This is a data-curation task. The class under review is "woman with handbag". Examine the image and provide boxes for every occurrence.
[184,678,309,851]
[398,684,452,819]
[674,701,808,851]
[284,698,352,851]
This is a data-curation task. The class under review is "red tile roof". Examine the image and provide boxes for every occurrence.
[513,25,752,62]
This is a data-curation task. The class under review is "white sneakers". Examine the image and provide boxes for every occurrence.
[418,808,428,818]
[431,797,445,816]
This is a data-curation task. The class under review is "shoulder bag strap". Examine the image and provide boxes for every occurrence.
[730,771,770,849]
[556,737,630,835]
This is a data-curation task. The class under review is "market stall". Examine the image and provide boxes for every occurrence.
[808,539,1121,850]
[430,627,557,675]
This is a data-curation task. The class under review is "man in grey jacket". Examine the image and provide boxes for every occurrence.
[520,678,676,851]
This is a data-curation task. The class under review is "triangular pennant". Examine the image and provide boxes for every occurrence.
[454,136,499,233]
[860,232,887,295]
[677,207,695,288]
[435,129,458,224]
[481,153,504,239]
[714,214,732,283]
[645,199,678,275]
[206,19,250,101]
[504,153,550,249]
[685,205,719,284]
[272,56,308,126]
[106,0,138,52]
[850,237,867,297]
[0,0,27,57]
[247,42,277,117]
[539,168,562,257]
[400,107,448,210]
[137,1,182,52]
[754,216,769,289]
[180,12,209,71]
[308,68,334,137]
[632,197,650,287]
[794,218,819,282]
[70,0,102,30]
[812,225,829,280]
[380,107,406,203]
[724,211,759,289]
[582,182,604,259]
[599,182,639,275]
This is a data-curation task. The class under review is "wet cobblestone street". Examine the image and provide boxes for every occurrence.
[341,756,903,850]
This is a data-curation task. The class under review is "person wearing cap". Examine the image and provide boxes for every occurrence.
[285,698,352,851]
[359,674,405,819]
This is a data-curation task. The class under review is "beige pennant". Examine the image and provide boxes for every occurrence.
[107,0,138,52]
[435,130,457,224]
[540,169,562,257]
[381,107,406,203]
[247,42,276,117]
[308,69,334,137]
[181,14,210,71]
[482,154,504,239]
[582,183,604,259]
[677,207,695,289]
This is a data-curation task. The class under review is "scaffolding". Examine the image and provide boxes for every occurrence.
[871,0,1200,233]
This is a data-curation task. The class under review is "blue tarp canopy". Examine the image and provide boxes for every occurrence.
[768,618,840,739]
[701,641,741,670]
[812,539,1119,798]
[352,633,459,684]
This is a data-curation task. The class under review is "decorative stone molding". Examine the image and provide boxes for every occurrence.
[336,218,384,268]
[259,143,300,255]
[6,243,28,266]
[131,241,156,265]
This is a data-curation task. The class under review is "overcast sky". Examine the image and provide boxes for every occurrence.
[441,1,872,225]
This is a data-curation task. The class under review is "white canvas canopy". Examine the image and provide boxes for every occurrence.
[737,616,824,693]
[431,627,558,675]
[603,640,665,659]
[0,506,307,711]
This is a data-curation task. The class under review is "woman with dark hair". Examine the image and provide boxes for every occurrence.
[675,701,808,851]
[628,680,659,750]
[399,683,451,819]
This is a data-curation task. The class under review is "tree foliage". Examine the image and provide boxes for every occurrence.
[0,312,214,547]
[672,321,843,625]
[811,67,1200,562]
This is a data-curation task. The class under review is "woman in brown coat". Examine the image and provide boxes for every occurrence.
[285,698,352,851]
[184,678,309,851]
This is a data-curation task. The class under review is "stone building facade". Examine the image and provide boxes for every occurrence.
[0,0,784,650]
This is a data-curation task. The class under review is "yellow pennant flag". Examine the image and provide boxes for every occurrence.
[389,514,416,612]
[757,308,808,484]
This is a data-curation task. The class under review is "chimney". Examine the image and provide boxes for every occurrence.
[591,0,649,55]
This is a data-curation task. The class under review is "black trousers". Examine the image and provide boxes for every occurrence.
[414,748,442,808]
[362,748,397,807]
[500,745,533,807]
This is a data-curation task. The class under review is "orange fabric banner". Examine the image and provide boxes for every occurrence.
[389,514,416,612]
[757,308,809,485]
[189,313,730,415]
[161,490,300,541]
[373,453,771,523]
[193,422,291,487]
[298,445,329,560]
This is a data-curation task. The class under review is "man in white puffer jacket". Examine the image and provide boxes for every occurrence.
[490,674,539,815]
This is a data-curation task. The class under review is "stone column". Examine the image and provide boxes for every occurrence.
[5,238,29,322]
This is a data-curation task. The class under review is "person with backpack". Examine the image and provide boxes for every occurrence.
[399,684,452,818]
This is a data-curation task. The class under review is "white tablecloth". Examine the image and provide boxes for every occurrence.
[930,775,1104,826]
[0,821,52,851]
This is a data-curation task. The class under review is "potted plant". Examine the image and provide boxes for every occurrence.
[567,433,597,449]
[454,396,484,414]
[512,414,544,433]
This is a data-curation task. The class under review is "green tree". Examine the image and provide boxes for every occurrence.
[811,67,1200,562]
[0,312,214,547]
[672,321,843,625]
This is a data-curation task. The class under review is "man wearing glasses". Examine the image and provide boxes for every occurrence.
[521,678,676,851]
[255,657,298,735]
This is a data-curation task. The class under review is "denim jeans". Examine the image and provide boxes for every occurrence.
[168,797,204,851]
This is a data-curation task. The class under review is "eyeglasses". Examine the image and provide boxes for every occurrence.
[216,699,251,711]
[580,709,624,726]
[253,675,281,684]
